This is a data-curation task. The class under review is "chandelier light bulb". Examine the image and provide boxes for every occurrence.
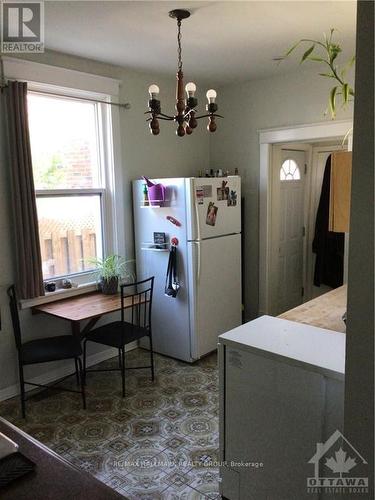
[148,84,160,98]
[206,89,217,103]
[185,82,197,97]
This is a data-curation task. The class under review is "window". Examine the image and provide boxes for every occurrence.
[280,159,301,181]
[28,91,111,280]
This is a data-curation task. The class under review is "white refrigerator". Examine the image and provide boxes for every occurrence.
[132,176,242,362]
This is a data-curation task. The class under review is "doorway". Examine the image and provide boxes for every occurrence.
[270,141,348,316]
[258,120,353,317]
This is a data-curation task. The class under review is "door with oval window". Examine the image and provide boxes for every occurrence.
[272,148,306,314]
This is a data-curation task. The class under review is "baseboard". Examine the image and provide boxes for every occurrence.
[0,341,138,402]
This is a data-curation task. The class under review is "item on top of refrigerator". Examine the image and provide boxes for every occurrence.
[165,245,180,298]
[234,167,239,175]
[142,177,166,206]
[143,183,149,206]
[153,232,166,248]
[166,215,181,227]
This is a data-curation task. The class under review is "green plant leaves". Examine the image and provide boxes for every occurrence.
[275,27,355,119]
[86,255,135,281]
[342,83,350,105]
[301,44,315,63]
[329,86,338,118]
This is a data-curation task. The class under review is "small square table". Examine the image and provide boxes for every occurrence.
[32,291,144,338]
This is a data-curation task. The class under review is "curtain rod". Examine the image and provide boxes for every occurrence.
[1,83,131,109]
[27,88,131,109]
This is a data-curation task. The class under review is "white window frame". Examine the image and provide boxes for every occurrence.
[29,86,117,284]
[2,57,125,307]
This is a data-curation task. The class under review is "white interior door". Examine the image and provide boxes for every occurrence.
[273,148,306,314]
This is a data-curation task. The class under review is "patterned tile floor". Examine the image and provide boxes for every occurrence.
[0,349,220,499]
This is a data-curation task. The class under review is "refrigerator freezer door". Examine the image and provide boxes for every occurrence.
[186,176,241,240]
[187,233,242,359]
[133,179,193,362]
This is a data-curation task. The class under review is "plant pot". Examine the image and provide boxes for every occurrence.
[100,277,119,295]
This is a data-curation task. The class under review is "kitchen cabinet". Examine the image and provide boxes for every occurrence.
[329,151,352,233]
[218,316,345,500]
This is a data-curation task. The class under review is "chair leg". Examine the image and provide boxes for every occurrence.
[83,340,87,386]
[74,358,80,386]
[121,347,125,398]
[118,348,122,369]
[77,357,86,410]
[18,360,26,419]
[149,332,155,382]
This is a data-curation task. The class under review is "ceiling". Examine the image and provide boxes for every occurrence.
[44,1,357,85]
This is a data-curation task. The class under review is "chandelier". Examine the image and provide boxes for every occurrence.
[146,9,222,137]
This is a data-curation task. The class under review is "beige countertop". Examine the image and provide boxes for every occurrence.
[278,285,347,333]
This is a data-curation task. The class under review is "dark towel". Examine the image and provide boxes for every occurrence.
[312,155,345,288]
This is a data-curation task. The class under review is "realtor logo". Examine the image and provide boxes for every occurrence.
[307,430,368,495]
[1,1,44,53]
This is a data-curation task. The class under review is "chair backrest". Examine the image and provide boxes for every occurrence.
[7,285,22,350]
[120,277,154,331]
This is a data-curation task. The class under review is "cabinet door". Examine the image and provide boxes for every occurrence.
[329,151,352,233]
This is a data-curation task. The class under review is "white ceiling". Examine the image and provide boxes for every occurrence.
[45,1,357,85]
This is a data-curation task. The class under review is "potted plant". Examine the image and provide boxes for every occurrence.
[88,255,134,295]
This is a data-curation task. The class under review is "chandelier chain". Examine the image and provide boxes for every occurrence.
[177,19,182,71]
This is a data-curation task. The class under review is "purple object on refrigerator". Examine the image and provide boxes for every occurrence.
[142,177,166,206]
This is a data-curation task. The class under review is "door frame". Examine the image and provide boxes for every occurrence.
[258,120,353,316]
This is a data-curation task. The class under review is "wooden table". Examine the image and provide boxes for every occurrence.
[0,417,123,499]
[278,285,347,333]
[33,291,143,338]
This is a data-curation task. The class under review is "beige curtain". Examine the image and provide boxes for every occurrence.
[6,81,44,299]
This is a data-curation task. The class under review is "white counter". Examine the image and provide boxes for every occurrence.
[219,315,345,380]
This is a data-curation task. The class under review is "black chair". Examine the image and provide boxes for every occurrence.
[83,277,155,397]
[7,285,86,418]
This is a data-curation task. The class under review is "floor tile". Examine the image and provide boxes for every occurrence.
[0,349,219,499]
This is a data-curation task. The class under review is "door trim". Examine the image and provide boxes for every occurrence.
[258,120,353,316]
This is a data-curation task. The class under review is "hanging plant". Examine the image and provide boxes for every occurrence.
[275,29,355,119]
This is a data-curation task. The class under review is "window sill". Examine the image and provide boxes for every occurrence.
[20,282,98,310]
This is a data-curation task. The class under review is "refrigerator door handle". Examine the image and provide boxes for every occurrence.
[195,197,201,241]
[193,241,201,284]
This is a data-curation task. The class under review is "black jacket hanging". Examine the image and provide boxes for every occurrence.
[165,245,180,297]
[312,155,345,288]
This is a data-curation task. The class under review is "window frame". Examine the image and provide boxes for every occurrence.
[28,85,118,285]
[280,158,301,181]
